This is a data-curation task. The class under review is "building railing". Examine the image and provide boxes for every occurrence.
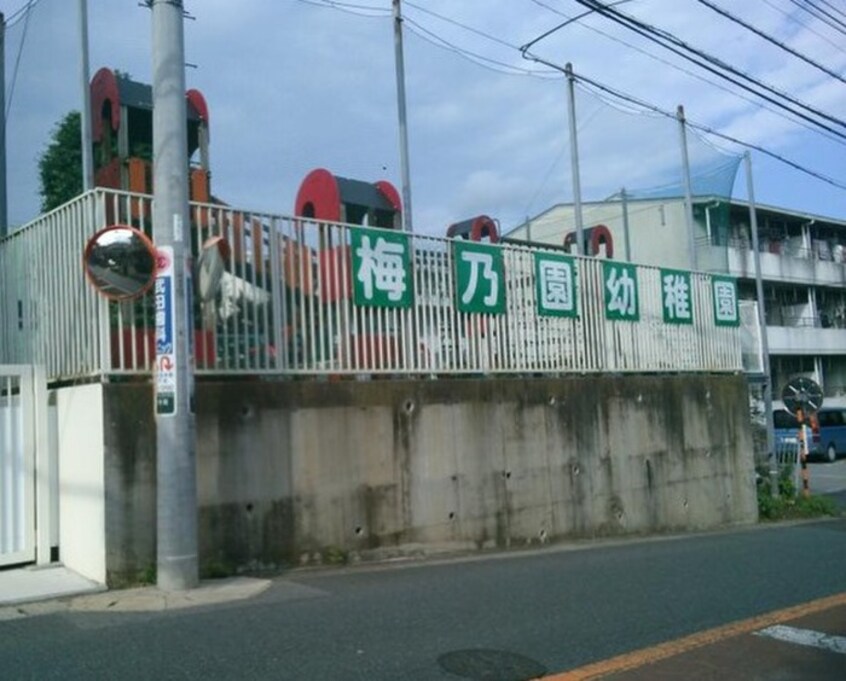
[765,310,846,329]
[1,189,743,381]
[718,236,846,264]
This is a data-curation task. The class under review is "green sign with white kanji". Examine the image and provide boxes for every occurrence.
[712,275,739,327]
[350,227,412,308]
[603,261,639,321]
[660,268,694,325]
[535,252,578,318]
[453,241,506,314]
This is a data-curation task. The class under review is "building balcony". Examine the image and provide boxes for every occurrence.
[766,324,846,355]
[699,243,846,286]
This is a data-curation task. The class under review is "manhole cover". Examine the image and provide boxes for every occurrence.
[437,648,547,680]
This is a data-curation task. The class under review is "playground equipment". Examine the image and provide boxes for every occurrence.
[90,67,211,203]
[446,215,499,243]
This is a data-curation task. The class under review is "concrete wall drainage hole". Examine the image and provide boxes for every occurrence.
[437,649,547,680]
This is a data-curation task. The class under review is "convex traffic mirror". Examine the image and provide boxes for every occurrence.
[84,225,156,300]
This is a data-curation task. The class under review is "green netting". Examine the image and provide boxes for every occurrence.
[514,81,743,272]
[570,83,741,205]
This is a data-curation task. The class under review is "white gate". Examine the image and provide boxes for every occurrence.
[0,366,40,567]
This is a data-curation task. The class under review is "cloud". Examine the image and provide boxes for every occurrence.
[3,0,844,234]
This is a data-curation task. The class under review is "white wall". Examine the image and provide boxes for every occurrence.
[629,202,693,270]
[54,384,106,584]
[517,199,696,271]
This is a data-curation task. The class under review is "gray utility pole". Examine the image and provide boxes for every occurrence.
[676,105,697,271]
[151,0,198,591]
[78,0,94,191]
[392,0,413,232]
[0,12,7,237]
[620,187,632,261]
[564,63,584,256]
[745,151,777,496]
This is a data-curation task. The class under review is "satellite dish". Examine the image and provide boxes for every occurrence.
[781,377,824,416]
[196,236,230,302]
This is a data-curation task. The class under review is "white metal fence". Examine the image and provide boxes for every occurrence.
[1,193,107,378]
[0,366,36,567]
[774,436,801,494]
[0,189,743,380]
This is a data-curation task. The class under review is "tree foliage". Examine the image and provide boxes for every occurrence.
[38,111,82,212]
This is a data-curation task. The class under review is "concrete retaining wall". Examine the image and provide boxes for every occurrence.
[100,374,758,586]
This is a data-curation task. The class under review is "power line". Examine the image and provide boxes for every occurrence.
[761,0,846,57]
[790,0,846,35]
[300,0,846,195]
[294,0,559,78]
[400,1,846,194]
[400,3,560,78]
[404,0,518,52]
[5,0,44,28]
[572,68,846,192]
[811,0,846,23]
[694,0,846,86]
[6,0,36,117]
[527,0,846,149]
[571,0,846,139]
[402,15,560,79]
[293,0,388,18]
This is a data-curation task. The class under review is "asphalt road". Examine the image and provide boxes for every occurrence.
[809,458,846,495]
[2,519,845,680]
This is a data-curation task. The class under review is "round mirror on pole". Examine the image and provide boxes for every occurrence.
[196,235,230,302]
[84,225,157,300]
[781,376,824,416]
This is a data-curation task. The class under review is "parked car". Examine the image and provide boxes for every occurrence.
[773,407,846,463]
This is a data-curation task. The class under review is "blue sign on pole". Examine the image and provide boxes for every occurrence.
[155,276,174,354]
[155,246,177,416]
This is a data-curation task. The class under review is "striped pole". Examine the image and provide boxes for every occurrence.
[797,408,810,498]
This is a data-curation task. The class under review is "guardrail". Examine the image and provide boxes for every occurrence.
[1,189,743,380]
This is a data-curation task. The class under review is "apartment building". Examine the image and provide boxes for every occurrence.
[506,196,846,405]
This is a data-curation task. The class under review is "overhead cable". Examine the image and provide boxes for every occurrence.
[789,0,846,36]
[694,0,846,85]
[402,15,559,78]
[761,0,846,57]
[572,0,846,137]
[404,0,518,51]
[302,0,846,194]
[6,0,35,117]
[572,68,846,192]
[5,0,43,28]
[528,0,846,148]
[293,0,388,18]
[810,0,846,23]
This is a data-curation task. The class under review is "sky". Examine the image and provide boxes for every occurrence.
[3,0,846,235]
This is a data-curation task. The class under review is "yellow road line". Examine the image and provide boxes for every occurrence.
[542,592,846,680]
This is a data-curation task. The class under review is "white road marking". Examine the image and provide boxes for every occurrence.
[755,625,846,655]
